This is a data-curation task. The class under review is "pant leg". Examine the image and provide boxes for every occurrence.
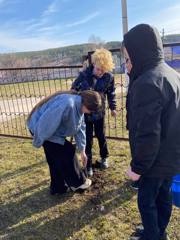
[43,141,67,192]
[156,178,173,236]
[85,115,94,169]
[43,140,86,190]
[138,177,163,240]
[61,140,86,188]
[94,117,109,159]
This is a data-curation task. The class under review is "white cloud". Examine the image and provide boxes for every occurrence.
[62,30,81,36]
[0,5,64,52]
[153,3,180,34]
[0,0,20,7]
[37,25,60,33]
[66,11,100,27]
[25,18,48,32]
[1,16,58,36]
[42,0,59,16]
[0,31,64,52]
[130,3,180,35]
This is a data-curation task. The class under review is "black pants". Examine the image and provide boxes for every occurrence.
[43,140,86,192]
[85,116,109,169]
[138,177,173,240]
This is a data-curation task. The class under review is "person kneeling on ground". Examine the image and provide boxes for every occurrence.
[27,90,102,195]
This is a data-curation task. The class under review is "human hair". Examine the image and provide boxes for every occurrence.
[80,90,102,112]
[91,48,114,72]
[27,90,102,122]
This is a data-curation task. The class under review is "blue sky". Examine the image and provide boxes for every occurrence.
[0,0,180,53]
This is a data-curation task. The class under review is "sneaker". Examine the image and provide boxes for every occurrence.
[70,178,92,191]
[95,158,109,169]
[101,158,109,169]
[134,225,144,236]
[87,167,93,177]
[131,180,139,190]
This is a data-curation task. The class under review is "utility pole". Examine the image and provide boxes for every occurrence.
[162,28,165,42]
[121,0,128,36]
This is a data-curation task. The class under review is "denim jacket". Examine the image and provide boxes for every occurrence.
[27,94,86,151]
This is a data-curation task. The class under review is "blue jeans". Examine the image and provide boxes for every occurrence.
[138,177,172,240]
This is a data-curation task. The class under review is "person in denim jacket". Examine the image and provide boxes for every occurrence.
[72,49,116,176]
[27,90,102,195]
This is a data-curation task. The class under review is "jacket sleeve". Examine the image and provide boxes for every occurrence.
[33,103,66,148]
[71,72,84,91]
[130,82,163,175]
[106,75,116,110]
[74,117,86,151]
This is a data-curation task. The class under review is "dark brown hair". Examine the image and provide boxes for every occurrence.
[27,90,102,121]
[80,90,102,112]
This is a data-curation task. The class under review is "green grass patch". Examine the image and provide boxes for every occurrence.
[0,78,74,100]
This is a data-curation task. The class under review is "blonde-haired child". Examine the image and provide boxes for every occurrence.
[72,48,116,176]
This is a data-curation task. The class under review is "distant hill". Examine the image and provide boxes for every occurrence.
[0,33,180,69]
[0,42,122,68]
[163,34,180,44]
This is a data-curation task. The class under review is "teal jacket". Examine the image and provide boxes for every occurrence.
[27,94,86,151]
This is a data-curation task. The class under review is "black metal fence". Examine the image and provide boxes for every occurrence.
[0,62,127,140]
[0,43,180,141]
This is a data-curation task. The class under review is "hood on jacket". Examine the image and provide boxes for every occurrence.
[123,24,164,81]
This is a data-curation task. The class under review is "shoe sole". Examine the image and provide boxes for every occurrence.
[130,186,139,190]
[71,179,92,191]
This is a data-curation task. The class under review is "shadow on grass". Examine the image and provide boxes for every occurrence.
[10,179,49,199]
[0,182,73,234]
[0,180,135,239]
[0,160,46,182]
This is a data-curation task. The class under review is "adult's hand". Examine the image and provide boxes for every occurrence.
[126,166,141,181]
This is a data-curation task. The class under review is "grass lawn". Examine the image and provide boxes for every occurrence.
[0,137,179,240]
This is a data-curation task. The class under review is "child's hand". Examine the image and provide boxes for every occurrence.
[111,110,117,117]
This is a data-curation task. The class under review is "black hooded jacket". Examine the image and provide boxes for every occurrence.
[124,24,180,177]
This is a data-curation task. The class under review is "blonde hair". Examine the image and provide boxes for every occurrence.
[91,48,114,72]
[27,90,102,122]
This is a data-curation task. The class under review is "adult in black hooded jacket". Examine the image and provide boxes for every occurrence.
[124,24,180,240]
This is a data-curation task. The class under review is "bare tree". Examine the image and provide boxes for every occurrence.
[88,34,105,47]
